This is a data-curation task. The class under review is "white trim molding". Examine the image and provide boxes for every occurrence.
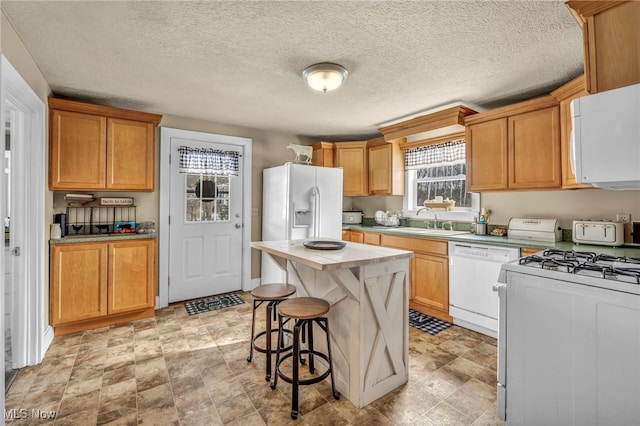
[0,56,50,385]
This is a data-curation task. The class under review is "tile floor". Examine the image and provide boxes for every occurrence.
[5,292,505,425]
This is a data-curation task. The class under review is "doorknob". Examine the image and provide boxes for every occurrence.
[235,223,242,229]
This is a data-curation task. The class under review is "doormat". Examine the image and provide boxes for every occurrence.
[184,293,244,315]
[409,309,453,335]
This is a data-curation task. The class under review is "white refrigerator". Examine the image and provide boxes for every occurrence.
[261,163,343,284]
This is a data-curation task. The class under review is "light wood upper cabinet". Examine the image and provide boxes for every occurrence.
[465,96,561,191]
[466,118,508,191]
[50,110,108,190]
[367,138,404,196]
[551,75,590,189]
[107,118,155,190]
[334,141,369,196]
[567,1,640,93]
[48,98,162,192]
[508,106,561,189]
[311,142,335,167]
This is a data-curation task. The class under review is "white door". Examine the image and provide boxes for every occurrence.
[169,138,243,302]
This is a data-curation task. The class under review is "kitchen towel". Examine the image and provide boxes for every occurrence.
[408,309,452,335]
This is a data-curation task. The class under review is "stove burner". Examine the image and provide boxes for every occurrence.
[611,268,640,284]
[594,254,640,265]
[519,255,546,265]
[542,249,597,262]
[519,251,640,285]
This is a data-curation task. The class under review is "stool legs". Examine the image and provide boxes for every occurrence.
[271,315,339,419]
[246,299,263,362]
[265,301,274,381]
[322,318,339,400]
[291,320,302,419]
[247,299,292,382]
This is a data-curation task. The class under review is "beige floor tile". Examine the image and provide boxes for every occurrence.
[7,291,505,425]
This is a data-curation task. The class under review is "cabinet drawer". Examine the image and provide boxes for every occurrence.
[363,232,381,245]
[380,234,447,256]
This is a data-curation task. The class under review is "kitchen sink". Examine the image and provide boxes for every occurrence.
[388,227,470,236]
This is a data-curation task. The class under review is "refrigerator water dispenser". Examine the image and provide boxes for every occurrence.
[293,202,311,227]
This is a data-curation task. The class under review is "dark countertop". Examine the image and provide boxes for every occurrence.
[50,232,157,244]
[343,225,640,257]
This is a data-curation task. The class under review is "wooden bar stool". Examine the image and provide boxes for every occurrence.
[270,297,339,419]
[246,284,296,381]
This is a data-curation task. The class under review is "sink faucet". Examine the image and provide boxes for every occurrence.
[416,208,438,229]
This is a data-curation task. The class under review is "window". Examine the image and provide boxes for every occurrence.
[403,139,479,221]
[185,174,230,222]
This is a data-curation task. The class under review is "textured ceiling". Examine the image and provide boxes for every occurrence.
[2,1,584,140]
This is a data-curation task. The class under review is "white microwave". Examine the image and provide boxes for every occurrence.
[571,82,640,190]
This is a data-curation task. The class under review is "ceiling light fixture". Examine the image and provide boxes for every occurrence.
[302,63,348,93]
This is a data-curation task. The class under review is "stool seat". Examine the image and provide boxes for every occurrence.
[271,296,339,419]
[251,283,296,300]
[246,283,296,381]
[278,297,330,319]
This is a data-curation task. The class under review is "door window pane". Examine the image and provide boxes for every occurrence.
[185,174,231,222]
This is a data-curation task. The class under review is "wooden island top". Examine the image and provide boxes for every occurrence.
[250,239,412,271]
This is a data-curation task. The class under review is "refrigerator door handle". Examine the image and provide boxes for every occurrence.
[310,186,320,238]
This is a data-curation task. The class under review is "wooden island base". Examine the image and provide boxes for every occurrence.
[252,239,413,408]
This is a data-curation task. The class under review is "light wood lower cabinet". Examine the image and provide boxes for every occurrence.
[50,238,156,335]
[520,247,541,257]
[380,234,451,322]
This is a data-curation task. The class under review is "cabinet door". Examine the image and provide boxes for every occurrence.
[312,142,334,167]
[49,110,107,190]
[410,253,451,322]
[368,143,391,194]
[342,230,350,241]
[520,247,540,257]
[508,106,561,189]
[335,143,368,196]
[349,231,364,244]
[108,239,156,315]
[107,118,155,191]
[50,243,108,325]
[567,1,640,93]
[557,85,589,188]
[466,119,508,191]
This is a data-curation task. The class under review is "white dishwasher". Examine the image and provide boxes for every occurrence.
[448,242,520,338]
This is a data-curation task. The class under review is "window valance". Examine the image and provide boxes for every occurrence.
[178,146,239,175]
[404,139,465,169]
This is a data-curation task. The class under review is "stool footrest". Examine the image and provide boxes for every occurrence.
[275,350,332,386]
[250,329,293,355]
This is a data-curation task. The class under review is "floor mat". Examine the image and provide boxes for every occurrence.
[409,309,453,335]
[184,293,244,315]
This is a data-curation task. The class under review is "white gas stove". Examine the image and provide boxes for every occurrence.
[495,248,640,424]
[512,248,640,294]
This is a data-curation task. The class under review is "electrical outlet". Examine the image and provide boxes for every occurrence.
[616,213,631,223]
[251,207,259,217]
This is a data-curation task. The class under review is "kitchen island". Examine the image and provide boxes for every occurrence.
[251,239,413,408]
